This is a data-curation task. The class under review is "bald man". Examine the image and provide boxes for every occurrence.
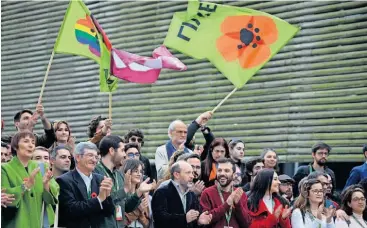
[152,161,212,228]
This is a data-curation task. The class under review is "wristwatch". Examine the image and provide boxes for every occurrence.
[21,184,30,192]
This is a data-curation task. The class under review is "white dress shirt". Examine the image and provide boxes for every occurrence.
[76,168,103,209]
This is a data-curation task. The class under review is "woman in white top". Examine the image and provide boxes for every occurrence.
[335,185,367,228]
[291,178,336,228]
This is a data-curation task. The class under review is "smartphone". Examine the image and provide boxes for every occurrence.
[39,162,45,176]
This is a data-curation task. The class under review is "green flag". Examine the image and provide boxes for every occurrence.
[54,0,118,92]
[164,0,300,88]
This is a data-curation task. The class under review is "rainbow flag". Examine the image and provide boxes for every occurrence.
[54,0,118,92]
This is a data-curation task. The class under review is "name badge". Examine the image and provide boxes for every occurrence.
[115,205,122,221]
[224,226,233,228]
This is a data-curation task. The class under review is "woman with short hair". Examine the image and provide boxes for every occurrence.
[1,131,59,228]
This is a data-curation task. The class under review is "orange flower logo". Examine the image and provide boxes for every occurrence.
[216,15,278,68]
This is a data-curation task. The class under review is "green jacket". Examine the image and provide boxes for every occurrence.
[94,161,141,228]
[1,156,59,228]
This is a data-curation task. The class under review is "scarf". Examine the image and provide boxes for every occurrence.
[165,140,190,160]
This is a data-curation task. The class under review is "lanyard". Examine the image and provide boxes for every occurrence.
[87,186,91,199]
[352,214,367,228]
[307,211,322,228]
[101,165,119,191]
[216,184,233,226]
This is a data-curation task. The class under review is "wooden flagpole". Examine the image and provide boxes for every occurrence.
[38,50,55,104]
[211,87,237,113]
[109,93,112,119]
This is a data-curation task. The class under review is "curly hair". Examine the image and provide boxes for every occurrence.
[124,129,144,146]
[87,116,106,138]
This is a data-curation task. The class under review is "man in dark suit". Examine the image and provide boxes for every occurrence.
[152,161,212,228]
[344,144,367,189]
[57,142,115,228]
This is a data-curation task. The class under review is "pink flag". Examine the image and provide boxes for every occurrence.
[111,45,187,84]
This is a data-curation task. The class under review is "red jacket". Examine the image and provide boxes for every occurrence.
[200,185,251,228]
[248,197,291,228]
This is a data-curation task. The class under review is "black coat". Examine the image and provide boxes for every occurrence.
[185,120,215,161]
[152,181,201,228]
[293,164,336,196]
[56,169,115,228]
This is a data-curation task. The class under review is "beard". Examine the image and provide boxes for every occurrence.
[316,159,327,166]
[217,175,232,188]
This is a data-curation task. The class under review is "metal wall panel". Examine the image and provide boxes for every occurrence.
[1,1,367,163]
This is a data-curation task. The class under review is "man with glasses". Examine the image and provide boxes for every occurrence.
[155,120,192,181]
[124,129,153,180]
[125,143,141,160]
[293,142,336,196]
[307,171,340,209]
[57,142,115,228]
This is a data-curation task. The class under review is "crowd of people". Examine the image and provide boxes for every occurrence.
[1,105,367,228]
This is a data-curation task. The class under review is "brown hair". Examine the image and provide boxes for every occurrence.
[52,120,75,154]
[11,131,35,154]
[293,179,323,214]
[54,120,72,142]
[203,137,230,177]
[340,185,365,216]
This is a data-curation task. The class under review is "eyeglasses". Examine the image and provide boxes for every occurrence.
[83,153,99,160]
[130,137,143,143]
[280,183,293,187]
[235,172,242,177]
[310,189,324,195]
[316,152,329,156]
[352,197,366,202]
[127,153,140,158]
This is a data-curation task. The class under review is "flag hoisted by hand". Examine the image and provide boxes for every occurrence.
[164,0,299,88]
[54,0,118,93]
[111,45,187,84]
[54,0,187,91]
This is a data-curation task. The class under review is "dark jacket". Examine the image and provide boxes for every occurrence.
[185,121,215,161]
[93,162,141,228]
[344,162,367,190]
[152,181,201,228]
[292,164,336,196]
[56,169,115,228]
[2,126,56,150]
[140,155,154,180]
